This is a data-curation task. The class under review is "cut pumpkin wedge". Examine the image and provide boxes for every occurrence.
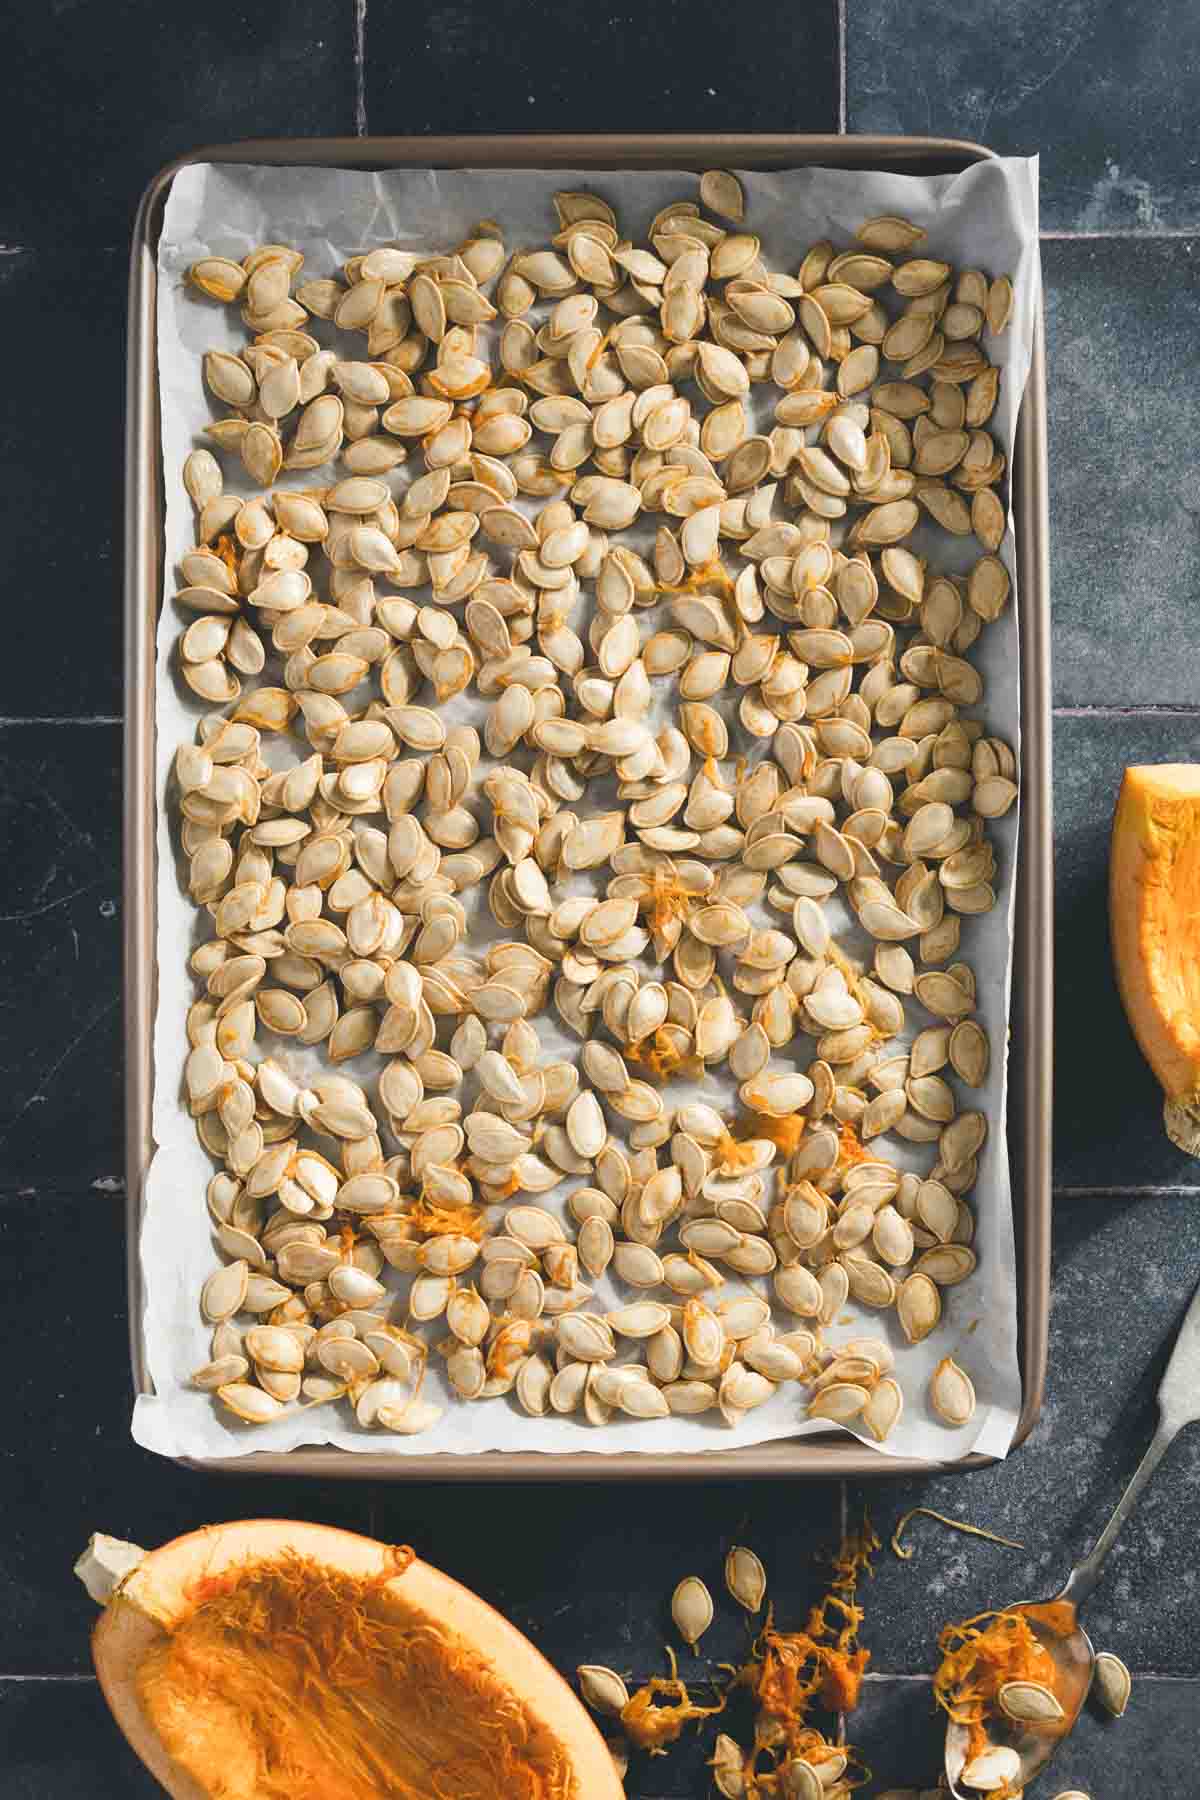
[1111,763,1200,1152]
[80,1519,625,1800]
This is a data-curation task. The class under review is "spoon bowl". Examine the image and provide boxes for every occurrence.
[944,1599,1094,1798]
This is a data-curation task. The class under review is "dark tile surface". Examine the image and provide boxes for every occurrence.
[847,0,1200,230]
[1053,712,1200,1191]
[0,252,127,718]
[848,1673,1195,1796]
[1044,235,1200,708]
[376,1480,844,1676]
[2,1681,162,1799]
[365,0,840,139]
[0,1188,377,1674]
[847,1191,1200,1677]
[0,725,123,1192]
[0,0,357,247]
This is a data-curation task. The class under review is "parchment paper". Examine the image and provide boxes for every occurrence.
[134,155,1039,1464]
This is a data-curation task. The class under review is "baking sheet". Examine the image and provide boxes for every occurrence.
[133,154,1039,1463]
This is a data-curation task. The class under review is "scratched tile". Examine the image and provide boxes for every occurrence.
[0,0,356,245]
[0,252,127,716]
[847,1192,1200,1678]
[0,725,123,1193]
[847,0,1200,230]
[1053,712,1200,1190]
[365,0,839,137]
[1044,236,1200,707]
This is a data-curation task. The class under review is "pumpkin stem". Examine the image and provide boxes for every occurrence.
[75,1533,148,1605]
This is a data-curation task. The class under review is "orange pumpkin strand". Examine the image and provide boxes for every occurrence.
[407,1196,490,1240]
[890,1506,1024,1562]
[619,1646,726,1755]
[933,1607,1059,1772]
[731,1519,878,1795]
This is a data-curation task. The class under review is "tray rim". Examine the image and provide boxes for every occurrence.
[125,130,1052,1481]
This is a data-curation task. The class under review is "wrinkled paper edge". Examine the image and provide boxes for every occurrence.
[134,155,1039,1464]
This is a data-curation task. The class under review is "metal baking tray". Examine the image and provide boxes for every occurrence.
[126,132,1051,1480]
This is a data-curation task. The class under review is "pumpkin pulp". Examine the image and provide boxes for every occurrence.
[134,1551,576,1800]
[1111,764,1200,1102]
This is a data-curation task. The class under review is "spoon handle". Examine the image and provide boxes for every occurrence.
[1059,1273,1200,1610]
[1157,1266,1200,1429]
[1057,1418,1178,1609]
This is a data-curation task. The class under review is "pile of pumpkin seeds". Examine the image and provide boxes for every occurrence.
[176,172,1018,1440]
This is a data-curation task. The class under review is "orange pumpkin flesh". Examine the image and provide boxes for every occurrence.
[90,1520,624,1800]
[1111,765,1200,1147]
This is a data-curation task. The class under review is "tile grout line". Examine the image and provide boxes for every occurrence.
[0,1673,98,1683]
[1054,705,1200,718]
[1041,227,1199,240]
[835,0,848,133]
[3,244,124,255]
[859,1669,1200,1683]
[1056,1185,1200,1198]
[0,716,121,727]
[353,0,368,137]
[12,1666,1200,1682]
[835,1477,849,1750]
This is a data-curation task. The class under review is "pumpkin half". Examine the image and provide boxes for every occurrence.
[1111,764,1200,1152]
[82,1519,625,1800]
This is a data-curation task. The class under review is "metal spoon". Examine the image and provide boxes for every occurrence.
[945,1271,1200,1798]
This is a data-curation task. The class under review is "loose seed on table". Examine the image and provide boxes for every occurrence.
[1093,1650,1131,1716]
[671,1575,714,1648]
[724,1544,767,1612]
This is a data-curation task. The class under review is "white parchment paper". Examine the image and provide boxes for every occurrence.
[134,156,1039,1464]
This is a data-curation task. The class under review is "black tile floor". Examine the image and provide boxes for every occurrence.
[0,0,358,246]
[363,0,843,140]
[1043,237,1200,710]
[0,255,128,717]
[0,726,123,1190]
[7,2,1200,1794]
[847,0,1200,231]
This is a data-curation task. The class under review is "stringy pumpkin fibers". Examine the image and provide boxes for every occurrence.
[135,1550,576,1800]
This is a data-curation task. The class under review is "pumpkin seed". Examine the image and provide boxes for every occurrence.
[930,1356,976,1426]
[725,1544,767,1612]
[577,1664,631,1715]
[671,1575,714,1647]
[998,1678,1066,1724]
[1093,1650,1131,1716]
[960,1745,1022,1792]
